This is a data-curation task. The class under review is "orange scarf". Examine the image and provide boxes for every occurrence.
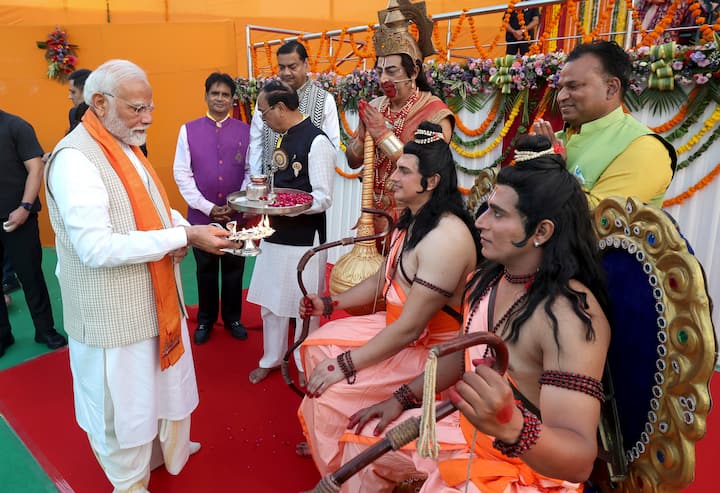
[82,110,184,370]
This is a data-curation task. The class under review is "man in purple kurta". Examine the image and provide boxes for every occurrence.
[173,72,250,344]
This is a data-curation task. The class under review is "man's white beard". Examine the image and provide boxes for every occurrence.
[103,104,149,147]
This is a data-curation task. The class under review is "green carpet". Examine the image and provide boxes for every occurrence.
[0,418,57,493]
[0,247,255,492]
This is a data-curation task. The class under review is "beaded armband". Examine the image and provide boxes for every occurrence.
[412,276,453,298]
[337,350,357,384]
[393,384,421,410]
[492,402,542,458]
[539,370,605,402]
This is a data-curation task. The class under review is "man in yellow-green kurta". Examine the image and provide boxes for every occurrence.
[534,40,676,208]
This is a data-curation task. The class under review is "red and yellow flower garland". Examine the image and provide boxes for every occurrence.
[455,95,502,137]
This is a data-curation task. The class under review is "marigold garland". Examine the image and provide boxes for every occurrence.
[464,12,489,59]
[675,105,720,154]
[530,86,552,126]
[639,0,681,46]
[530,6,563,55]
[327,28,347,70]
[311,32,327,72]
[650,87,697,133]
[451,95,523,158]
[237,102,247,123]
[453,117,504,147]
[251,45,260,77]
[455,95,502,136]
[340,110,355,138]
[625,0,646,41]
[663,162,720,206]
[348,27,376,60]
[490,0,522,54]
[446,12,468,56]
[677,129,720,169]
[665,100,708,142]
[688,1,716,42]
[585,0,616,42]
[264,41,275,74]
[564,0,588,41]
[517,7,530,42]
[432,21,448,61]
[335,166,361,179]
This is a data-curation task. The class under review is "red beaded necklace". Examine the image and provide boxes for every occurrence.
[503,269,536,285]
[464,269,534,336]
[379,88,420,137]
[503,268,537,293]
[374,89,421,208]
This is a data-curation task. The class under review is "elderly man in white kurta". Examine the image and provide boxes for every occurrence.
[45,60,236,493]
[246,80,335,385]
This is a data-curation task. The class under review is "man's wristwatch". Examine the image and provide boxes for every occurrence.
[20,202,33,211]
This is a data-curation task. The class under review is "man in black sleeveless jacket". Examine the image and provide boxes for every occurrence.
[246,81,335,384]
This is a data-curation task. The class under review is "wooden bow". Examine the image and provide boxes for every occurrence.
[281,207,395,397]
[309,332,508,492]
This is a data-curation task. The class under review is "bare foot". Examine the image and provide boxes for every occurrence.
[295,441,312,457]
[249,366,278,384]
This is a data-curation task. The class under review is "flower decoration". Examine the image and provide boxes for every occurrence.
[36,27,78,82]
[235,41,718,115]
[235,76,264,105]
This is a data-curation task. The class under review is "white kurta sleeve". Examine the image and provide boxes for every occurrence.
[248,109,264,176]
[172,124,215,217]
[321,95,341,151]
[304,135,335,215]
[48,147,188,268]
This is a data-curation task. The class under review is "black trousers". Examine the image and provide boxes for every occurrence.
[193,247,245,326]
[0,214,55,338]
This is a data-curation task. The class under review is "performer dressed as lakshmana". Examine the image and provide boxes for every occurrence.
[346,0,454,228]
[296,122,480,480]
[341,135,611,493]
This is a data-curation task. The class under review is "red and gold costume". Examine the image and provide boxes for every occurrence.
[370,91,453,214]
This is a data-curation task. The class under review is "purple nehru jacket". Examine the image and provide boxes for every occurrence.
[185,116,249,225]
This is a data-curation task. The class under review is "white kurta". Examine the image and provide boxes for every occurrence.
[49,144,199,454]
[246,134,335,317]
[247,84,340,175]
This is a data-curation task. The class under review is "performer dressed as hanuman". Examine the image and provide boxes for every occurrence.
[346,0,454,231]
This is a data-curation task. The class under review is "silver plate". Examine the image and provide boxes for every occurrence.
[227,188,313,215]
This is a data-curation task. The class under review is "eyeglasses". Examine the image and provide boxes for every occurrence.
[257,104,275,119]
[103,92,155,115]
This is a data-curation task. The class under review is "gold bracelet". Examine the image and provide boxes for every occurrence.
[376,132,404,160]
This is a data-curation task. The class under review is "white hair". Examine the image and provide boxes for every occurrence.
[83,59,149,105]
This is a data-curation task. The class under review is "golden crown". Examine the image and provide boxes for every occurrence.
[372,0,436,62]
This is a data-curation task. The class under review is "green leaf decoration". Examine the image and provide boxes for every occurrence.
[623,90,642,113]
[521,89,530,126]
[708,79,720,105]
[686,84,711,121]
[447,91,495,114]
[639,86,687,116]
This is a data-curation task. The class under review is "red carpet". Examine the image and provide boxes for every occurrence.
[0,295,329,493]
[0,292,716,492]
